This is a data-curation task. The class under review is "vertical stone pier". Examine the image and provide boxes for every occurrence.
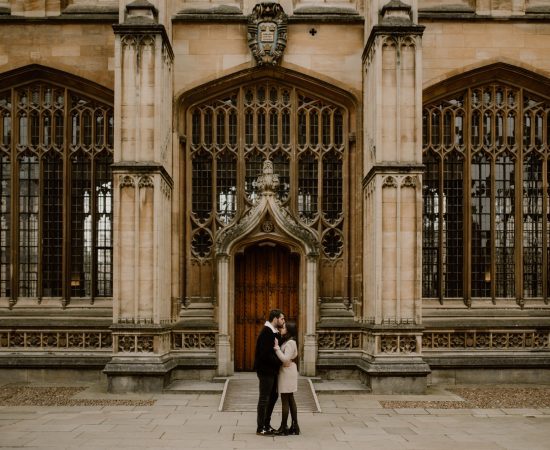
[361,0,430,393]
[104,0,175,392]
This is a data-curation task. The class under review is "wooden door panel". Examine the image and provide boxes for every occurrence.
[235,244,299,371]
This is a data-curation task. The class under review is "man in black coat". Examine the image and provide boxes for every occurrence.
[254,309,285,435]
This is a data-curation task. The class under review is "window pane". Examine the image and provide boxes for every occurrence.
[192,152,212,222]
[523,153,542,297]
[322,151,342,223]
[19,155,39,297]
[42,153,63,297]
[216,152,237,225]
[422,151,439,298]
[495,153,515,297]
[70,153,92,297]
[216,112,225,146]
[0,155,10,296]
[310,110,318,146]
[443,152,464,297]
[245,152,263,203]
[96,153,113,297]
[273,152,290,202]
[471,153,491,297]
[298,153,317,221]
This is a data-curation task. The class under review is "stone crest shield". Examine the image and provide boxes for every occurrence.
[247,2,288,66]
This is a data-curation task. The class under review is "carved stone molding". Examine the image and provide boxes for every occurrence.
[171,331,217,350]
[120,175,136,188]
[317,331,362,350]
[247,2,288,66]
[382,176,397,188]
[138,175,154,189]
[423,330,550,351]
[0,330,112,350]
[116,334,155,353]
[216,160,319,257]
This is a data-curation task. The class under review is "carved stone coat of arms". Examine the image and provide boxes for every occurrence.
[247,2,288,66]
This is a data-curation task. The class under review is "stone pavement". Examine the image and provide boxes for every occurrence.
[1,382,550,450]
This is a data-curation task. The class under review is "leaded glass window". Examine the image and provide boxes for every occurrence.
[423,82,550,303]
[0,80,113,302]
[187,81,347,263]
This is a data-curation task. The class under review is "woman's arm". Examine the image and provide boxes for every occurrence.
[274,340,295,363]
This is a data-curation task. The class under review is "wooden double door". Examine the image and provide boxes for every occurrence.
[234,244,299,371]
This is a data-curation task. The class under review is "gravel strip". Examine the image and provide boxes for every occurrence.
[0,386,156,406]
[380,386,550,409]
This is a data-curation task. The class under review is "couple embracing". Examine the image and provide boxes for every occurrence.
[254,309,300,436]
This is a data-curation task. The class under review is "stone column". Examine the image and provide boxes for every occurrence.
[303,254,318,376]
[104,0,175,392]
[361,0,429,393]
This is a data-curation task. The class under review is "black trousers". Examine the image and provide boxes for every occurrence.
[256,372,278,431]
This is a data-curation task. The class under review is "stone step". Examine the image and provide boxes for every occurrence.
[219,376,321,412]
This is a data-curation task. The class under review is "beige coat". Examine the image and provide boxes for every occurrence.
[275,339,298,393]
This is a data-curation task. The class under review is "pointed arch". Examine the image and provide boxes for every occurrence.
[0,64,114,304]
[422,63,550,306]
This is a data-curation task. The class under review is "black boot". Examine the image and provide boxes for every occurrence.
[274,424,289,436]
[288,421,300,435]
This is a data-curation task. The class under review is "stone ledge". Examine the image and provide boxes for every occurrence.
[424,353,550,368]
[0,354,111,368]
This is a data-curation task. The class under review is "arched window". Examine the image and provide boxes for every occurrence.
[423,76,550,304]
[184,78,349,302]
[0,74,113,302]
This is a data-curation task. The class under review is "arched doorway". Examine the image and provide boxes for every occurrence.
[234,243,299,371]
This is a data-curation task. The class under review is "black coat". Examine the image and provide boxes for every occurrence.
[254,326,282,375]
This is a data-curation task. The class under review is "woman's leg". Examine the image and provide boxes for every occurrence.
[288,393,300,435]
[288,393,297,423]
[280,393,290,428]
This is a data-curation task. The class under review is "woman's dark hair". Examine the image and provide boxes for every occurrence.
[285,321,297,343]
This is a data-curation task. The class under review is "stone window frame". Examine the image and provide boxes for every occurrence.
[0,65,114,306]
[178,68,359,305]
[422,63,550,307]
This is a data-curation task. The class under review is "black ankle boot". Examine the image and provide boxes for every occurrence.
[274,424,289,436]
[288,421,300,435]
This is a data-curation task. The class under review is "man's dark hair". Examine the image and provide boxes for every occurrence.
[268,309,284,321]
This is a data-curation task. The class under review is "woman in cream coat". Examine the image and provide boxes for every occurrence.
[273,322,300,435]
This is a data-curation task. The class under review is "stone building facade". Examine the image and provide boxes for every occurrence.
[0,0,549,393]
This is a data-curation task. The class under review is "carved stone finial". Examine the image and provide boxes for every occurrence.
[380,0,413,25]
[256,159,280,194]
[125,0,158,24]
[247,3,288,66]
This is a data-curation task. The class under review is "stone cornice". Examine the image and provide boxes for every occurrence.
[111,162,173,188]
[362,163,424,189]
[0,14,118,23]
[113,23,174,61]
[172,12,364,24]
[362,24,425,64]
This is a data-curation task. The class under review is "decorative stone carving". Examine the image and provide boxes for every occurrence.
[382,176,397,188]
[137,335,154,352]
[0,330,112,350]
[423,330,550,351]
[138,175,154,189]
[216,160,319,257]
[255,160,279,192]
[261,220,274,233]
[172,331,217,350]
[247,2,288,66]
[120,175,136,188]
[317,331,362,350]
[401,175,417,188]
[118,335,136,352]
